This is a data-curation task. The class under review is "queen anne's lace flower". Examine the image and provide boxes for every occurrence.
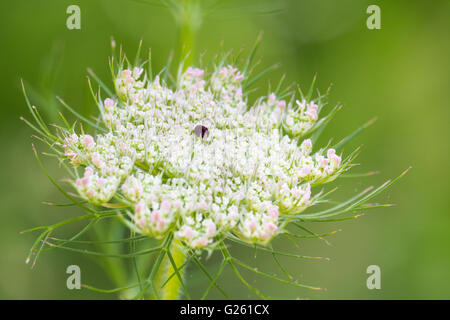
[62,63,346,249]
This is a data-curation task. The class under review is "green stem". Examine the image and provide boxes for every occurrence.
[175,0,202,68]
[152,239,187,300]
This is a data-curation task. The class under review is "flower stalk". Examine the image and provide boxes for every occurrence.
[152,238,187,300]
[173,0,202,68]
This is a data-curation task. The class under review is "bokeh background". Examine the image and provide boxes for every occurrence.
[0,0,449,299]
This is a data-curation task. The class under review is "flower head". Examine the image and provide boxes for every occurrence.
[58,62,348,251]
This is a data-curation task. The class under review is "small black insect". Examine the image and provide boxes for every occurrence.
[194,124,209,139]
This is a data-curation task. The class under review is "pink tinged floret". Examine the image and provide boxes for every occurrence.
[228,206,238,220]
[249,220,258,231]
[126,75,134,83]
[160,200,171,213]
[84,167,94,176]
[70,134,78,143]
[83,135,95,148]
[299,165,311,177]
[319,156,329,167]
[65,151,76,160]
[268,93,276,103]
[305,109,318,121]
[133,67,143,79]
[218,67,228,77]
[86,189,94,197]
[198,200,208,210]
[308,102,319,111]
[154,75,160,86]
[184,226,195,239]
[185,67,204,78]
[97,178,106,187]
[261,232,271,241]
[206,221,216,236]
[185,67,194,77]
[104,98,114,107]
[301,139,312,151]
[151,210,161,222]
[173,199,182,209]
[273,107,282,116]
[268,206,279,219]
[236,87,242,99]
[135,201,146,215]
[196,237,209,247]
[157,219,166,231]
[303,184,311,202]
[264,222,278,232]
[235,74,244,81]
[196,69,205,78]
[80,176,90,186]
[228,65,238,74]
[290,187,299,197]
[138,218,146,228]
[121,70,131,78]
[296,99,306,109]
[331,154,342,167]
[234,192,245,201]
[92,155,103,167]
[327,148,336,158]
[276,100,286,109]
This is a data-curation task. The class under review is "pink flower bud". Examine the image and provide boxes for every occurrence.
[249,220,258,231]
[331,154,341,167]
[151,210,161,222]
[218,67,227,77]
[138,218,146,228]
[301,139,312,152]
[70,134,78,143]
[303,184,311,202]
[228,206,238,219]
[133,67,143,79]
[135,201,146,215]
[276,100,286,109]
[327,148,336,158]
[104,98,114,107]
[206,221,216,236]
[84,167,94,176]
[157,219,166,231]
[196,237,209,247]
[308,102,318,111]
[81,176,90,186]
[184,226,195,239]
[121,70,131,78]
[268,93,276,103]
[82,135,95,148]
[305,109,318,121]
[264,222,278,232]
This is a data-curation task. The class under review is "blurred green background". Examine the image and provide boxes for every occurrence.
[0,0,449,299]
